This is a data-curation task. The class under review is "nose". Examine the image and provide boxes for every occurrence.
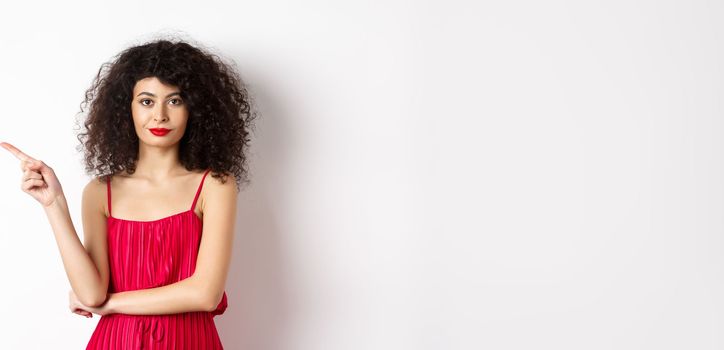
[153,109,168,122]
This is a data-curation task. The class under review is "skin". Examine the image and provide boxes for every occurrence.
[0,76,237,318]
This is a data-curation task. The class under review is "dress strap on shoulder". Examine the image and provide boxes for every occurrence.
[106,175,112,217]
[191,169,212,211]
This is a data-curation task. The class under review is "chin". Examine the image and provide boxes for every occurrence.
[142,139,179,147]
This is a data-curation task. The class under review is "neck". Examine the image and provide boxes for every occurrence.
[134,143,184,180]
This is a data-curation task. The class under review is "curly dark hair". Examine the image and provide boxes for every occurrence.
[74,37,257,190]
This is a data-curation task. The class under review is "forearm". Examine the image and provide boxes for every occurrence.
[106,276,210,315]
[43,194,105,306]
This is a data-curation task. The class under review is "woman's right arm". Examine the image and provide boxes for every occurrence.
[1,141,109,308]
[44,179,110,307]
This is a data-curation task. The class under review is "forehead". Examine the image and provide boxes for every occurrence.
[133,77,180,94]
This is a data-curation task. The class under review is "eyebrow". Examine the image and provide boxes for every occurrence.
[136,91,181,98]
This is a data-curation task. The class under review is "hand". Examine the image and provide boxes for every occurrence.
[68,289,113,317]
[0,141,64,207]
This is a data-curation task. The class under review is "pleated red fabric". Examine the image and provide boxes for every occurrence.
[86,168,228,349]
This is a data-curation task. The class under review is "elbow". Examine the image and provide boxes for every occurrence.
[79,288,108,308]
[192,275,223,312]
[202,290,224,312]
[80,292,108,308]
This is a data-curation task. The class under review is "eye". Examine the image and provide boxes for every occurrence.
[140,99,153,106]
[169,98,183,105]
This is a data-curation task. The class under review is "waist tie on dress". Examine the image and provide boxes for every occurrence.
[135,317,165,349]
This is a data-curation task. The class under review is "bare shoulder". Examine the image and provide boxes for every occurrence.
[200,172,238,211]
[82,177,105,199]
[204,171,237,189]
[82,177,108,216]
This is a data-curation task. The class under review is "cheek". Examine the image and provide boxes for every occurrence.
[177,112,190,130]
[130,105,143,127]
[133,116,145,132]
[177,121,189,137]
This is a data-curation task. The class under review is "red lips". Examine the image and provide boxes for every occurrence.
[149,128,171,136]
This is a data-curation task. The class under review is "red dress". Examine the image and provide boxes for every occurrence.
[86,168,228,349]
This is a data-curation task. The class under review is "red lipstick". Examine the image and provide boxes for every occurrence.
[149,128,171,136]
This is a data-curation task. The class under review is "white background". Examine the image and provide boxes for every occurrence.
[1,1,723,349]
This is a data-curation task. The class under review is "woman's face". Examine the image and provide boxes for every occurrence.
[130,76,189,147]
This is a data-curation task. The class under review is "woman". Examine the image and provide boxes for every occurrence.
[1,37,256,349]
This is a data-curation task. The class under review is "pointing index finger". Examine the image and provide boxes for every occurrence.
[0,142,36,162]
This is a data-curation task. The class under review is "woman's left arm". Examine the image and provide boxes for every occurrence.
[88,175,237,316]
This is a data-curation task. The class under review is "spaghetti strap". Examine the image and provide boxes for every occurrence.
[191,169,212,211]
[106,175,112,217]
